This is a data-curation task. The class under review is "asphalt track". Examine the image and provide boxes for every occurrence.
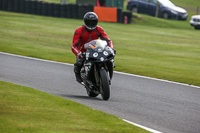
[0,52,200,133]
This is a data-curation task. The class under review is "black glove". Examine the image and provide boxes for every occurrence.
[77,52,83,59]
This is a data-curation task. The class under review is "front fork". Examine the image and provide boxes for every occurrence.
[94,62,112,87]
[94,64,100,87]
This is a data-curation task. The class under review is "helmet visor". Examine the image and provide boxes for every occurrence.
[85,19,98,30]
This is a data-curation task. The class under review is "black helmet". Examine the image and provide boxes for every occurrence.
[84,12,98,31]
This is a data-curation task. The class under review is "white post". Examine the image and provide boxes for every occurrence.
[112,0,114,7]
[155,0,159,17]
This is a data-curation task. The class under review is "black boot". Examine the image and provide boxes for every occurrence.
[74,57,84,85]
[75,73,83,84]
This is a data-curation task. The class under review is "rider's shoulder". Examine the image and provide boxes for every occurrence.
[96,26,105,32]
[96,25,103,30]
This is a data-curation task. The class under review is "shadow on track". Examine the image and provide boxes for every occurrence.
[59,94,102,101]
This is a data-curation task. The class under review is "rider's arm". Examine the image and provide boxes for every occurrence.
[97,26,114,48]
[71,27,83,56]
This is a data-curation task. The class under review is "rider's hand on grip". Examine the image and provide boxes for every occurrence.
[77,52,83,59]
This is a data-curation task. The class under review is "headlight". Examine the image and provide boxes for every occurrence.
[103,51,108,56]
[93,52,98,57]
[171,10,178,14]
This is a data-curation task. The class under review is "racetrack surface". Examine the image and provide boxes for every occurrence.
[0,52,200,133]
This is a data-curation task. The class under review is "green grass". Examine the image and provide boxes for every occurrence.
[171,0,200,9]
[0,11,199,86]
[42,0,76,4]
[0,81,149,133]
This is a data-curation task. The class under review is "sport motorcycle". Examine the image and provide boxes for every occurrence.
[80,39,115,100]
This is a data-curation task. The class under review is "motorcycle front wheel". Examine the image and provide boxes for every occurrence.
[99,69,110,100]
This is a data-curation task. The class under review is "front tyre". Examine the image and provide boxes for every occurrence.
[99,69,110,100]
[131,6,138,13]
[162,12,169,19]
[194,26,200,30]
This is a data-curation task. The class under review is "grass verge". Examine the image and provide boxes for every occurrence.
[0,81,149,133]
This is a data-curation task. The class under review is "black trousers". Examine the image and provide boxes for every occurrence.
[74,57,84,74]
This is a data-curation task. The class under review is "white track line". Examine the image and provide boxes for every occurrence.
[114,71,200,89]
[123,119,162,133]
[0,52,73,66]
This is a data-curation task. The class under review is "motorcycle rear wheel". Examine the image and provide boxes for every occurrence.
[99,69,110,100]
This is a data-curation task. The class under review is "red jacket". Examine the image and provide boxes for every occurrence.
[72,25,113,56]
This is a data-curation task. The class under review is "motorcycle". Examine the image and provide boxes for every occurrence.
[80,39,115,100]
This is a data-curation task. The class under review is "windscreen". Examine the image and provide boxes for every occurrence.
[158,0,175,7]
[84,39,107,49]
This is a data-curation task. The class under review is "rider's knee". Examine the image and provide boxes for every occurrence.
[74,58,84,73]
[74,64,81,73]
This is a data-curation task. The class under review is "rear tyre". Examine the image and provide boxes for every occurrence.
[194,26,200,30]
[131,6,138,13]
[99,69,110,100]
[162,12,169,19]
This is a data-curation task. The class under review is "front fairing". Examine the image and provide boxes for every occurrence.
[85,40,115,62]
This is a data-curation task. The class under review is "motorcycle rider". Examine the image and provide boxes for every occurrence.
[71,12,114,84]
